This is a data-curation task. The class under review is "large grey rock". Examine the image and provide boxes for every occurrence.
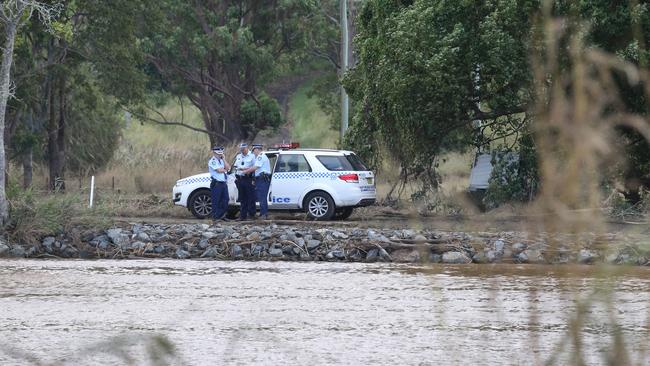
[247,232,261,241]
[89,235,110,248]
[328,250,345,259]
[378,248,391,261]
[578,249,599,264]
[517,249,545,264]
[202,231,217,239]
[493,239,505,254]
[42,236,56,248]
[198,238,210,250]
[252,244,268,256]
[132,224,145,234]
[349,249,364,261]
[368,230,390,243]
[306,240,321,250]
[401,229,416,239]
[201,246,219,258]
[442,251,472,264]
[366,248,379,261]
[135,232,150,242]
[231,244,243,258]
[511,242,527,254]
[130,241,146,251]
[107,228,129,247]
[269,247,283,257]
[429,253,442,263]
[413,234,428,243]
[485,250,501,263]
[175,248,191,259]
[472,252,488,264]
[392,249,420,263]
[0,242,9,257]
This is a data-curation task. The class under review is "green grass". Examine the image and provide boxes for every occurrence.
[288,81,339,149]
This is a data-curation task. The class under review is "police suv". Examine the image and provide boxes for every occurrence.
[172,144,376,220]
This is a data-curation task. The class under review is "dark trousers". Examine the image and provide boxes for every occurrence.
[210,180,228,219]
[255,177,270,216]
[237,176,256,219]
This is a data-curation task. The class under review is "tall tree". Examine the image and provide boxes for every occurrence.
[344,0,535,192]
[0,0,59,222]
[136,0,312,145]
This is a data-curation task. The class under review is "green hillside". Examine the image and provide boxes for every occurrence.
[288,81,339,149]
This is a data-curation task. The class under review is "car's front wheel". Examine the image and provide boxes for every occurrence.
[188,190,212,219]
[304,192,335,220]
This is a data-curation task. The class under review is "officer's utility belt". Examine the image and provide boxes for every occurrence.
[256,173,271,182]
[236,174,252,180]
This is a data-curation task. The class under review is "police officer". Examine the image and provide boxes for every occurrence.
[208,146,231,222]
[241,144,271,220]
[234,143,256,220]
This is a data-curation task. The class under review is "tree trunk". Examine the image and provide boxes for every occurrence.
[47,76,66,192]
[198,91,243,147]
[0,21,18,225]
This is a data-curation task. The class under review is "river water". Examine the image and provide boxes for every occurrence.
[1,259,649,365]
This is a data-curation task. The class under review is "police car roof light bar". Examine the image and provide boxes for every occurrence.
[272,142,300,150]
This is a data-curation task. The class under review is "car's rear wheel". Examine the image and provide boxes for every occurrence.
[334,207,354,220]
[188,190,212,219]
[305,192,335,220]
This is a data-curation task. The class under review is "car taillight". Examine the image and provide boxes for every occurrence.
[338,173,359,183]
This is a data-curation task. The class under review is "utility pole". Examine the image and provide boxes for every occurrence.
[340,0,349,139]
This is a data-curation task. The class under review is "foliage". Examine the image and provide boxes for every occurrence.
[484,133,539,209]
[136,0,319,144]
[306,72,341,131]
[5,182,108,244]
[344,0,535,192]
[239,92,283,135]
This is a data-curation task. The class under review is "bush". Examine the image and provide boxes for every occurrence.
[5,184,108,244]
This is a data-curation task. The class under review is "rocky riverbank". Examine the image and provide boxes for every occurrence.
[0,221,648,265]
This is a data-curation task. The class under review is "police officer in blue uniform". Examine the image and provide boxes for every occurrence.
[241,144,272,220]
[208,146,231,222]
[234,143,256,220]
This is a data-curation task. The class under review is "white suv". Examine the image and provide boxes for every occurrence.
[172,148,376,220]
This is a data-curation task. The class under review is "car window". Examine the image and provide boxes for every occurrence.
[316,155,354,171]
[275,154,311,172]
[346,153,368,171]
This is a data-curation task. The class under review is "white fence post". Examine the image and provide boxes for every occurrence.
[89,175,95,208]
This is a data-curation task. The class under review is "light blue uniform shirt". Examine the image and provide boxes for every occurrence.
[254,153,272,177]
[235,152,255,176]
[208,156,227,182]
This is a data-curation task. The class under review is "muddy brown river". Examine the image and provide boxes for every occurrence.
[1,260,649,365]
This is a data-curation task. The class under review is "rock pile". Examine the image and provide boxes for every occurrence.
[0,222,648,265]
